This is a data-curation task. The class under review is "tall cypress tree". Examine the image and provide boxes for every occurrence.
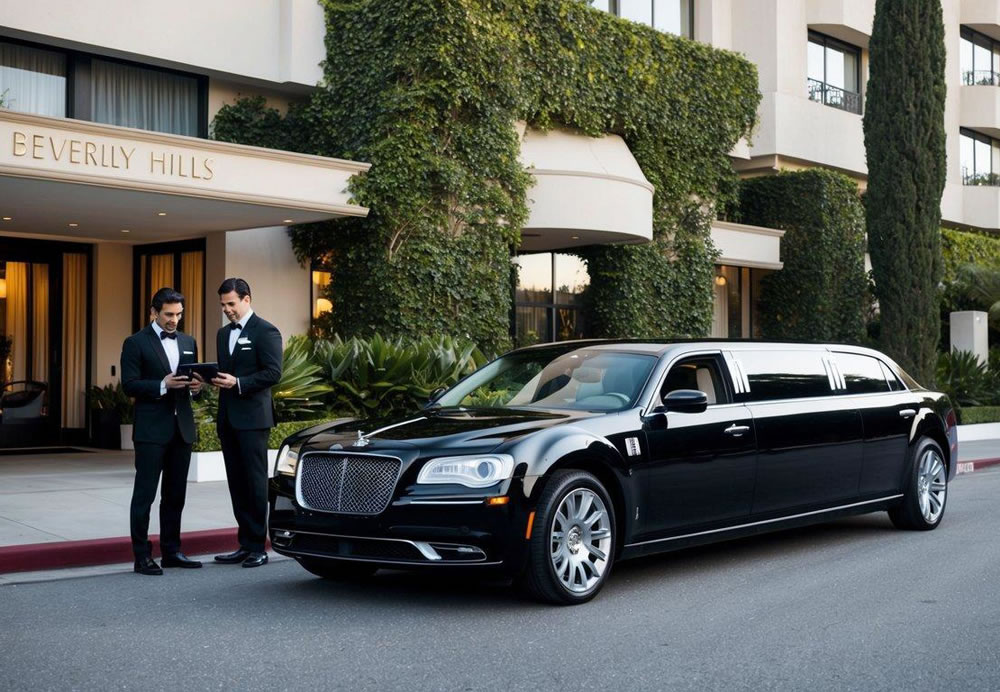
[864,0,946,384]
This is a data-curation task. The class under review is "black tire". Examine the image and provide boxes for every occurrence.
[297,556,378,581]
[889,437,948,531]
[516,469,616,605]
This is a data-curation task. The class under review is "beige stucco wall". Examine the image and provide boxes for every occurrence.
[90,242,133,387]
[0,0,325,88]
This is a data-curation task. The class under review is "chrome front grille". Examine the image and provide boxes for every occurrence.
[296,452,401,515]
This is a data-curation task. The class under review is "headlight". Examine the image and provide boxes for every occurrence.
[416,454,515,488]
[275,444,300,477]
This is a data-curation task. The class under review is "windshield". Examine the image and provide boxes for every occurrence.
[435,346,657,411]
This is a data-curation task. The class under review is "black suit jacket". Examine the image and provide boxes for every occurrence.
[216,313,283,431]
[121,325,198,445]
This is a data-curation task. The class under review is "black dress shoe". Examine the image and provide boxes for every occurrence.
[134,557,163,576]
[241,552,268,568]
[161,552,203,569]
[214,548,251,564]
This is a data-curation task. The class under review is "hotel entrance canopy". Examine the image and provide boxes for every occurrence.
[0,110,370,240]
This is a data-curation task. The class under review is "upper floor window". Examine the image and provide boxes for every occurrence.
[807,31,862,115]
[0,41,66,117]
[960,26,1000,86]
[92,59,199,137]
[593,0,694,39]
[960,128,1000,186]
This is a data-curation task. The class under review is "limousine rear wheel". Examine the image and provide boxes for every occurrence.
[889,437,948,531]
[517,469,616,605]
[298,556,378,581]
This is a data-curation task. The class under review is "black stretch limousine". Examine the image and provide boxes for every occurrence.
[268,341,957,604]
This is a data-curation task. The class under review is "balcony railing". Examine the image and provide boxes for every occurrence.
[962,169,1000,186]
[962,70,1000,86]
[807,78,863,115]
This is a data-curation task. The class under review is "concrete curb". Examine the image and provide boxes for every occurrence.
[957,457,1000,475]
[0,528,241,575]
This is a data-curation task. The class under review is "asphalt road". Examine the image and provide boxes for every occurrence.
[3,469,999,692]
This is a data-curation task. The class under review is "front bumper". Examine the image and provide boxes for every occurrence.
[268,474,533,573]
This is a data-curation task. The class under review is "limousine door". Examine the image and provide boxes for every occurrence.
[734,350,864,515]
[639,353,757,537]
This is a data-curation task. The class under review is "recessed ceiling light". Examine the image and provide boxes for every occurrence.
[156,212,167,216]
[121,229,131,233]
[68,223,79,227]
[571,235,579,240]
[282,219,293,223]
[1,217,11,221]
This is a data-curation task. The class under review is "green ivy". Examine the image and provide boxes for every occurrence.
[212,0,759,350]
[737,170,869,343]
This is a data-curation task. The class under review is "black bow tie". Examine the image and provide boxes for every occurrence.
[160,331,177,340]
[230,323,243,331]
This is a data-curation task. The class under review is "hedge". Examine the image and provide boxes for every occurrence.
[959,406,1000,425]
[192,417,350,453]
[212,0,760,350]
[737,169,869,343]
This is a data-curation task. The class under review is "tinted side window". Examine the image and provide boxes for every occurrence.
[661,356,729,406]
[836,353,891,394]
[879,361,906,391]
[738,351,832,401]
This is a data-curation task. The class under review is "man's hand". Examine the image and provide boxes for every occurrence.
[164,374,191,390]
[212,373,238,390]
[189,373,204,394]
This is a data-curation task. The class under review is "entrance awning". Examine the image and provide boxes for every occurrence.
[0,110,370,242]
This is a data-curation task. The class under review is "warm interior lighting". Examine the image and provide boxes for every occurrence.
[487,496,510,506]
[315,298,333,315]
[1,217,11,221]
[0,278,6,299]
[121,229,130,233]
[714,275,727,286]
[68,223,78,227]
[156,212,167,216]
[283,219,294,223]
[524,511,536,539]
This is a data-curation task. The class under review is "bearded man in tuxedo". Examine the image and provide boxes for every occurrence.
[121,287,204,575]
[210,278,283,568]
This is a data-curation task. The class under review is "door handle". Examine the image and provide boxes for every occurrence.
[899,409,917,419]
[724,424,750,437]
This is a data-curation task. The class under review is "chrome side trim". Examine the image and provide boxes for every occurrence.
[272,529,497,565]
[282,548,503,568]
[821,357,838,391]
[411,541,442,561]
[624,495,904,548]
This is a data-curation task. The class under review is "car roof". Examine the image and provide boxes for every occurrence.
[513,339,890,359]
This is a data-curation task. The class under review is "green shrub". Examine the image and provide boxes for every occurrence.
[737,170,869,343]
[273,335,333,422]
[313,334,485,419]
[937,350,996,409]
[88,381,133,424]
[193,417,352,453]
[960,406,1000,425]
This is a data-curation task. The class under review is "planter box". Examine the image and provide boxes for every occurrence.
[188,448,279,483]
[957,422,1000,442]
[120,424,134,451]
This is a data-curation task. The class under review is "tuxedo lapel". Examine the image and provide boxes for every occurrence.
[230,314,259,369]
[145,325,171,375]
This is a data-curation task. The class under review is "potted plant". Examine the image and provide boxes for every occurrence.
[88,382,133,450]
[117,386,135,451]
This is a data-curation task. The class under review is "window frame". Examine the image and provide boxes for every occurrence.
[0,35,208,138]
[960,25,1000,86]
[602,1,695,39]
[959,127,1000,186]
[807,30,863,115]
[512,252,589,346]
[658,353,734,407]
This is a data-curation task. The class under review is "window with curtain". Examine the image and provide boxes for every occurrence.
[1,261,50,387]
[135,244,205,346]
[62,254,87,429]
[0,41,66,117]
[91,59,198,136]
[807,31,862,115]
[512,253,589,347]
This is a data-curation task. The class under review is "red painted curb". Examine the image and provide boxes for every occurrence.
[0,528,242,575]
[957,457,1000,475]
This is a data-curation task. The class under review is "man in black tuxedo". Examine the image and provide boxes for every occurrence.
[121,287,204,576]
[210,278,283,568]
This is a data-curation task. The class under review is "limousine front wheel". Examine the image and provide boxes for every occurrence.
[890,437,947,531]
[517,470,616,605]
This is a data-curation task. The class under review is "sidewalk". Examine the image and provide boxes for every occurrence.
[0,425,998,575]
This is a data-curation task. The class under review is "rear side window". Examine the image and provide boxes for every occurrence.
[835,353,891,394]
[879,361,906,391]
[737,350,832,402]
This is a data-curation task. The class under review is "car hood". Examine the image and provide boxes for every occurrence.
[297,407,597,457]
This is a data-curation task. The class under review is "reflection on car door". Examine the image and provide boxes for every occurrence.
[638,353,757,539]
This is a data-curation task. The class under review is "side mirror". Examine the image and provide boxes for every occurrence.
[424,386,447,408]
[663,389,708,414]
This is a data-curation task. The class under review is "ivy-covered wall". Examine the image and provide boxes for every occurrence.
[212,0,759,353]
[737,170,869,343]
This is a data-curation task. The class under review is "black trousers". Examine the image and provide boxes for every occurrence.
[130,419,192,559]
[218,421,269,552]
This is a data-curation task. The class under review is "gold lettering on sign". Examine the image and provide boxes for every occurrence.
[150,151,166,175]
[13,131,27,156]
[121,146,134,169]
[203,158,214,180]
[85,142,97,166]
[50,137,67,161]
[32,134,44,159]
[69,140,82,164]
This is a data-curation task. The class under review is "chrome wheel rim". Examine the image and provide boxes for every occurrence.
[550,488,612,594]
[917,448,947,524]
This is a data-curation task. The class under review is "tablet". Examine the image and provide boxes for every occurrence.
[176,362,220,381]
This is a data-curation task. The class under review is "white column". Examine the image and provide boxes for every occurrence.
[950,311,989,365]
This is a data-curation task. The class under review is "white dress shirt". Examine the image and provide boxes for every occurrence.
[151,321,180,396]
[227,308,254,394]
